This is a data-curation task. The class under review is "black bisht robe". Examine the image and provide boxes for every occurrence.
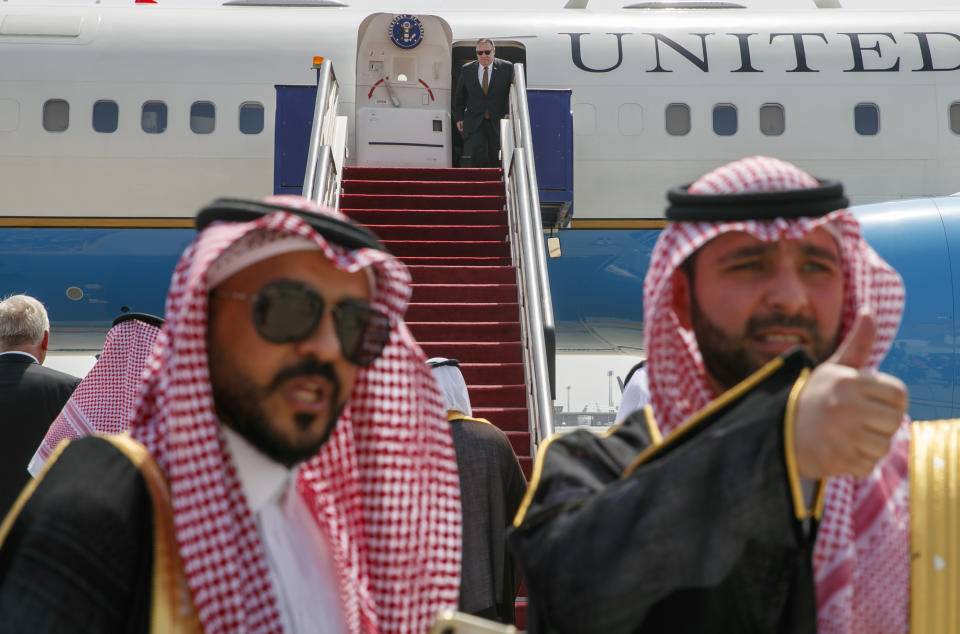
[509,350,819,633]
[450,416,527,623]
[0,436,155,632]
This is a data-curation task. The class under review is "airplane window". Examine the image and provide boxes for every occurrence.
[713,104,737,136]
[43,99,69,132]
[854,103,879,135]
[93,100,118,133]
[950,102,960,135]
[190,101,215,134]
[619,103,643,136]
[759,103,785,136]
[142,101,167,134]
[239,102,264,135]
[665,103,690,136]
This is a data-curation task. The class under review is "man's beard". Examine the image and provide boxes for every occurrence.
[211,357,344,467]
[690,294,840,392]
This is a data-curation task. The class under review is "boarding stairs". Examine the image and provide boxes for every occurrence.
[303,60,555,630]
[339,166,533,477]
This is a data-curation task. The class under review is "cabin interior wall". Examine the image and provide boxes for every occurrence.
[450,42,527,167]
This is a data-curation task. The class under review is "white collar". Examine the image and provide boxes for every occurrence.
[0,350,38,363]
[221,424,294,513]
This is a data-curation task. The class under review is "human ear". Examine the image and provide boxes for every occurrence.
[672,268,693,330]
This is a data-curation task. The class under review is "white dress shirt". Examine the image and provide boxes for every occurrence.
[0,350,39,363]
[477,61,494,86]
[222,425,347,634]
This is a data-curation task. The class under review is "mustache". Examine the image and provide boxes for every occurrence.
[266,358,340,393]
[744,313,819,338]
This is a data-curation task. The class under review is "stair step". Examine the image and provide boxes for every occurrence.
[340,194,504,211]
[473,407,528,433]
[408,265,515,285]
[515,600,527,631]
[505,431,531,457]
[458,362,524,385]
[519,456,533,479]
[469,384,527,407]
[385,241,510,257]
[398,256,511,266]
[343,166,501,181]
[339,165,532,493]
[345,209,506,226]
[342,179,504,196]
[411,283,517,303]
[408,321,521,343]
[407,302,519,322]
[419,341,522,364]
[366,224,507,242]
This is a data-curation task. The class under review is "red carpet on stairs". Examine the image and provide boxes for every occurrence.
[341,165,534,630]
[341,166,533,479]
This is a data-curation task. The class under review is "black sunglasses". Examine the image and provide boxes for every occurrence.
[214,280,390,367]
[476,50,492,56]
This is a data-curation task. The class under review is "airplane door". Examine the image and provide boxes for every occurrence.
[355,14,453,167]
[451,41,526,167]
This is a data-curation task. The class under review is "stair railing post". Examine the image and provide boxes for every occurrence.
[512,64,557,402]
[510,150,555,446]
[303,59,341,204]
[504,65,557,450]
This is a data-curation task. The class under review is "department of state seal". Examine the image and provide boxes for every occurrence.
[389,14,424,50]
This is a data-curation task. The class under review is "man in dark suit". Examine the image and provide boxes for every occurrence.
[0,294,79,516]
[454,38,514,168]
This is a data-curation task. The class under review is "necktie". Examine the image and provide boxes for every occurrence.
[482,67,490,119]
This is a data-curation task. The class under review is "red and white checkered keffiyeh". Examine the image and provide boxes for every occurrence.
[27,316,161,477]
[129,195,461,633]
[643,157,909,633]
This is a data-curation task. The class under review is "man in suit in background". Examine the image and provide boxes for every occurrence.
[454,38,514,168]
[0,294,79,516]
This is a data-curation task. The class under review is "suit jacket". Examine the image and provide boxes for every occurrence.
[454,58,514,135]
[0,354,79,517]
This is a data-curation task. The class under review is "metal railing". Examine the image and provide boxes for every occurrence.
[302,59,347,209]
[502,63,556,450]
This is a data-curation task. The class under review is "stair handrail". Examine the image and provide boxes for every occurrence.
[302,59,346,210]
[503,62,556,449]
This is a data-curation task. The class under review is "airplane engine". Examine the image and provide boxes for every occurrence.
[549,196,960,421]
[856,196,960,420]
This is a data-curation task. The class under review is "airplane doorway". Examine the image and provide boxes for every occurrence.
[451,40,527,167]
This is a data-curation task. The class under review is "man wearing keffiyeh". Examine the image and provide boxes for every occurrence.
[27,312,164,478]
[511,157,914,633]
[0,196,462,633]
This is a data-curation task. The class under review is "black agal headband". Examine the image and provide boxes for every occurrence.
[196,197,388,253]
[665,179,848,222]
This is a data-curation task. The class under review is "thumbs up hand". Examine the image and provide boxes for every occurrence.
[793,309,908,479]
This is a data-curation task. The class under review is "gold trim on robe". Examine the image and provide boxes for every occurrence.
[513,433,560,528]
[621,356,785,479]
[783,368,826,521]
[910,419,960,634]
[0,435,202,633]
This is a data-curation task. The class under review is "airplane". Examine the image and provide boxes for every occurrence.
[3,0,960,419]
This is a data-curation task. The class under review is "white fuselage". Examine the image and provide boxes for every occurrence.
[3,1,960,220]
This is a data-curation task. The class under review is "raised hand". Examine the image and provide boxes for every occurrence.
[793,309,908,479]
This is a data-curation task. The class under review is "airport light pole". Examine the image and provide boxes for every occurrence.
[607,370,614,407]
